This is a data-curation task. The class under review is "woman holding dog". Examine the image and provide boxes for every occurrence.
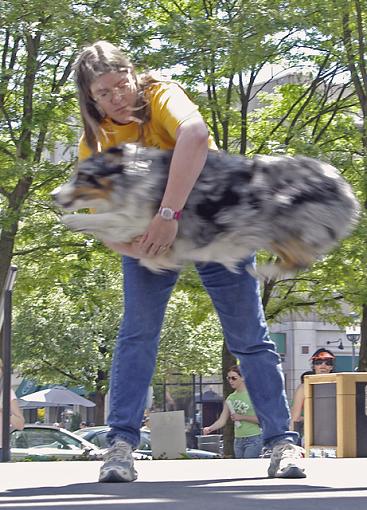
[73,40,306,482]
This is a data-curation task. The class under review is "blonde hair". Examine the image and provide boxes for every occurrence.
[73,41,159,153]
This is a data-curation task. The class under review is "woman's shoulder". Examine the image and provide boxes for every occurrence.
[228,389,247,398]
[145,80,189,99]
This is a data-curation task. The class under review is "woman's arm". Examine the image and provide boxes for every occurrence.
[138,115,209,256]
[160,116,209,211]
[10,399,25,430]
[103,115,209,258]
[290,383,305,430]
[203,402,230,435]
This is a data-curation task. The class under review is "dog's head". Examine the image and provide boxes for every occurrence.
[51,144,152,211]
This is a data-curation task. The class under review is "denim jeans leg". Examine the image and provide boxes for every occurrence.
[196,256,298,448]
[233,438,245,458]
[244,435,263,458]
[234,435,263,458]
[107,256,179,447]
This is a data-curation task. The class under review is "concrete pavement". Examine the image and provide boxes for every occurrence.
[0,458,366,509]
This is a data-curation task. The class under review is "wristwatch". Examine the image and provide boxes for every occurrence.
[158,206,183,221]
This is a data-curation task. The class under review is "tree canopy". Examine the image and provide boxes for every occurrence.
[1,0,367,417]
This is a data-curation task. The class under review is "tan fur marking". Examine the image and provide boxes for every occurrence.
[270,239,317,271]
[74,178,113,201]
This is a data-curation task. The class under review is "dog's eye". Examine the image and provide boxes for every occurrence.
[77,173,102,188]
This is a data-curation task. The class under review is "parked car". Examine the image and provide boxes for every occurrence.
[10,424,107,461]
[74,426,221,459]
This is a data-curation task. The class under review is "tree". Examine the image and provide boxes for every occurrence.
[138,0,305,153]
[283,0,367,369]
[4,1,367,438]
[12,257,122,424]
[0,0,151,294]
[0,2,155,418]
[12,260,224,423]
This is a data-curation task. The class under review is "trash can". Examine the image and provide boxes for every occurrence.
[304,372,367,458]
[196,434,222,454]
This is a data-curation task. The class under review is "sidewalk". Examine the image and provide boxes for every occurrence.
[0,458,366,509]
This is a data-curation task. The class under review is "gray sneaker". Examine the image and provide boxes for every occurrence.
[267,441,306,478]
[99,439,137,483]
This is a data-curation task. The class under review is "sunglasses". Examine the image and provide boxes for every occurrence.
[313,359,334,366]
[226,375,240,381]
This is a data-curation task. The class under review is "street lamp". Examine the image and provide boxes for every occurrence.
[346,324,361,371]
[326,339,344,350]
[1,265,18,463]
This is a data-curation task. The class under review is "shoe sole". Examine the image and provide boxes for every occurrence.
[270,466,306,479]
[99,468,137,483]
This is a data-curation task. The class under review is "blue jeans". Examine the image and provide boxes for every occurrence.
[107,255,298,449]
[234,434,263,458]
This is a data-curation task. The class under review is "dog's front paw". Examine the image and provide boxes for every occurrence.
[62,214,89,233]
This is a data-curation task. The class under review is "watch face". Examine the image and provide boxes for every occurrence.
[161,208,174,220]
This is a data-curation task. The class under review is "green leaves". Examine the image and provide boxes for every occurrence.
[3,0,367,389]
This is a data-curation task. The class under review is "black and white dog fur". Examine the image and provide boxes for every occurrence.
[52,144,360,277]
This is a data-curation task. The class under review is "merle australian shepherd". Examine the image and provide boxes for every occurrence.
[52,144,360,277]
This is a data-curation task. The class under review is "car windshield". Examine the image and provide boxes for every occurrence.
[10,428,82,450]
[138,430,151,450]
[87,431,109,449]
[75,427,151,450]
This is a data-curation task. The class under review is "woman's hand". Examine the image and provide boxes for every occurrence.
[138,215,178,257]
[230,413,242,422]
[202,426,213,435]
[103,215,178,258]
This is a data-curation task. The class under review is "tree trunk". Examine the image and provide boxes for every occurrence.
[94,389,106,425]
[0,175,33,294]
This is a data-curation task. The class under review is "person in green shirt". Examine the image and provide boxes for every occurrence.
[203,365,263,458]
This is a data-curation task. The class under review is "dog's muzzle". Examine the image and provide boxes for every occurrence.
[51,185,74,209]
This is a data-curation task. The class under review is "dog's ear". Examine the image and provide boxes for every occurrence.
[78,146,126,177]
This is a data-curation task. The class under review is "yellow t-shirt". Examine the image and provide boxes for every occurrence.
[78,81,217,160]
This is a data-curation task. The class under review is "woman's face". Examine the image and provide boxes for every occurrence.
[90,70,138,124]
[313,359,334,374]
[226,370,244,390]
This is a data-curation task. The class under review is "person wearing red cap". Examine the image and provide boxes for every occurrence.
[290,348,336,443]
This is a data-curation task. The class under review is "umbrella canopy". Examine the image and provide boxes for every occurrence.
[19,385,95,408]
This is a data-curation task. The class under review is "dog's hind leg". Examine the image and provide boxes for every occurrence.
[271,239,317,271]
[250,239,318,280]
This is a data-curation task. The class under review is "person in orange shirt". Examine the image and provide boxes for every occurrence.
[73,40,306,482]
[291,348,335,444]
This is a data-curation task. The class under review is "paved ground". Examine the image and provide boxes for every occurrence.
[0,458,366,509]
